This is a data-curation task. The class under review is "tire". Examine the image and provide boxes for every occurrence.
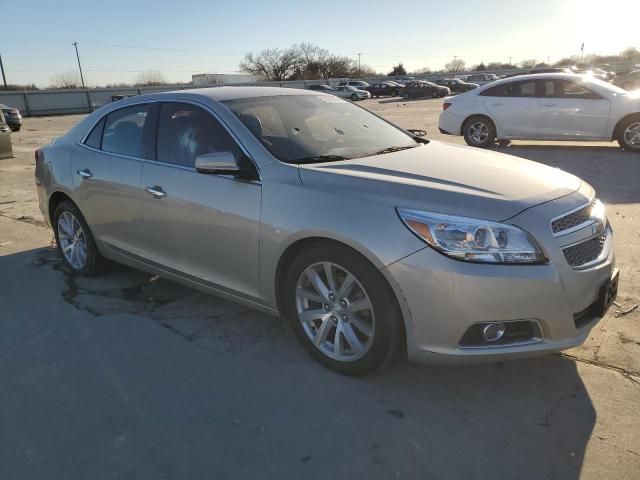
[350,93,358,101]
[432,91,439,98]
[10,126,20,132]
[617,114,640,152]
[402,92,410,99]
[53,200,104,276]
[391,89,398,97]
[462,116,496,148]
[282,243,403,376]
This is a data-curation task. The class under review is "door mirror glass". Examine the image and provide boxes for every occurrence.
[195,151,240,174]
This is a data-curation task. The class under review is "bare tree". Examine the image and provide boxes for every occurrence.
[240,47,302,81]
[519,59,537,68]
[388,63,407,76]
[444,58,466,72]
[48,71,81,89]
[135,70,168,86]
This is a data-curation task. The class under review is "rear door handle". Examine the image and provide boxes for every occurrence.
[77,168,93,179]
[145,186,167,199]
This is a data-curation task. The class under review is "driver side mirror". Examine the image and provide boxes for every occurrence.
[195,151,240,175]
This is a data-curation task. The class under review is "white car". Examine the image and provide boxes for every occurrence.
[439,73,640,152]
[330,85,371,101]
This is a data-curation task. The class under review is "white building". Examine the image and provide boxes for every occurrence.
[192,73,259,87]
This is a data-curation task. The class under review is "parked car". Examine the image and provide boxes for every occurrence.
[307,84,334,92]
[465,74,500,86]
[338,80,371,89]
[35,86,618,375]
[435,78,479,92]
[0,110,12,159]
[330,85,371,101]
[366,82,401,97]
[400,81,448,99]
[439,73,640,151]
[396,76,415,83]
[0,104,22,132]
[613,70,640,91]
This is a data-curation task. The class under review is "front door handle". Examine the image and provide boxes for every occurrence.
[77,168,93,179]
[145,186,167,199]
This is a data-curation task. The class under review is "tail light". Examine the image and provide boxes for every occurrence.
[443,102,452,111]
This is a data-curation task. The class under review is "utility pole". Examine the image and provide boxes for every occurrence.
[580,43,584,63]
[508,56,512,66]
[357,53,361,77]
[72,42,86,88]
[0,53,7,89]
[547,56,550,65]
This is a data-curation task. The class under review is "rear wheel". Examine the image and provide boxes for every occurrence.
[462,116,496,148]
[617,115,640,152]
[53,200,104,276]
[282,243,403,376]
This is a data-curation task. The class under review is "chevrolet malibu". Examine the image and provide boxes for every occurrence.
[35,87,618,376]
[439,73,640,151]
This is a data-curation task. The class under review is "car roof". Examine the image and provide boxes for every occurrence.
[163,86,318,102]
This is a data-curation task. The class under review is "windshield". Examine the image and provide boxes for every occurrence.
[224,94,419,164]
[585,76,627,94]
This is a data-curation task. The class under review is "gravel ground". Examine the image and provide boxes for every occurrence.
[0,99,638,480]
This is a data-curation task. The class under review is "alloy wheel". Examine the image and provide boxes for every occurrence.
[295,261,375,362]
[57,211,88,270]
[623,121,640,147]
[468,122,490,144]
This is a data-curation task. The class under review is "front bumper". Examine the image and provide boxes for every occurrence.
[384,189,616,365]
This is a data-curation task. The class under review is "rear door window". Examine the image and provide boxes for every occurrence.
[101,104,151,158]
[481,80,537,97]
[84,118,105,149]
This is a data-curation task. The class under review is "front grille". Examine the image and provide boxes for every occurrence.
[551,201,594,234]
[563,233,606,268]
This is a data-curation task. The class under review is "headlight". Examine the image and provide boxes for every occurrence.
[397,208,546,264]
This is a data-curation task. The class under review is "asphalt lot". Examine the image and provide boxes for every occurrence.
[1,98,639,480]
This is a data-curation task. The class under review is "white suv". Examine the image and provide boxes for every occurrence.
[439,73,640,151]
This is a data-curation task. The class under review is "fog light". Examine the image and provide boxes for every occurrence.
[482,323,506,342]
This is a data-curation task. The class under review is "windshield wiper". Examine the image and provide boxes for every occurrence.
[372,145,419,155]
[292,154,351,164]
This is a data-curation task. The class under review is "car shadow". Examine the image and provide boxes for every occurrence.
[489,144,640,204]
[377,97,441,104]
[1,246,596,479]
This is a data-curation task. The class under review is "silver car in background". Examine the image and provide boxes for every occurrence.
[330,85,371,101]
[35,87,617,376]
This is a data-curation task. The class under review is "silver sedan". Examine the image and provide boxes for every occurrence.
[35,87,617,376]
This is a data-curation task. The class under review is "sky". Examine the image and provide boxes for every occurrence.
[0,0,637,87]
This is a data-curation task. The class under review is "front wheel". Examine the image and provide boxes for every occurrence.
[282,244,403,376]
[350,93,358,101]
[618,115,640,152]
[462,116,496,148]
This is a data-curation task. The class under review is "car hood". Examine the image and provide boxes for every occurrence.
[298,141,582,221]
